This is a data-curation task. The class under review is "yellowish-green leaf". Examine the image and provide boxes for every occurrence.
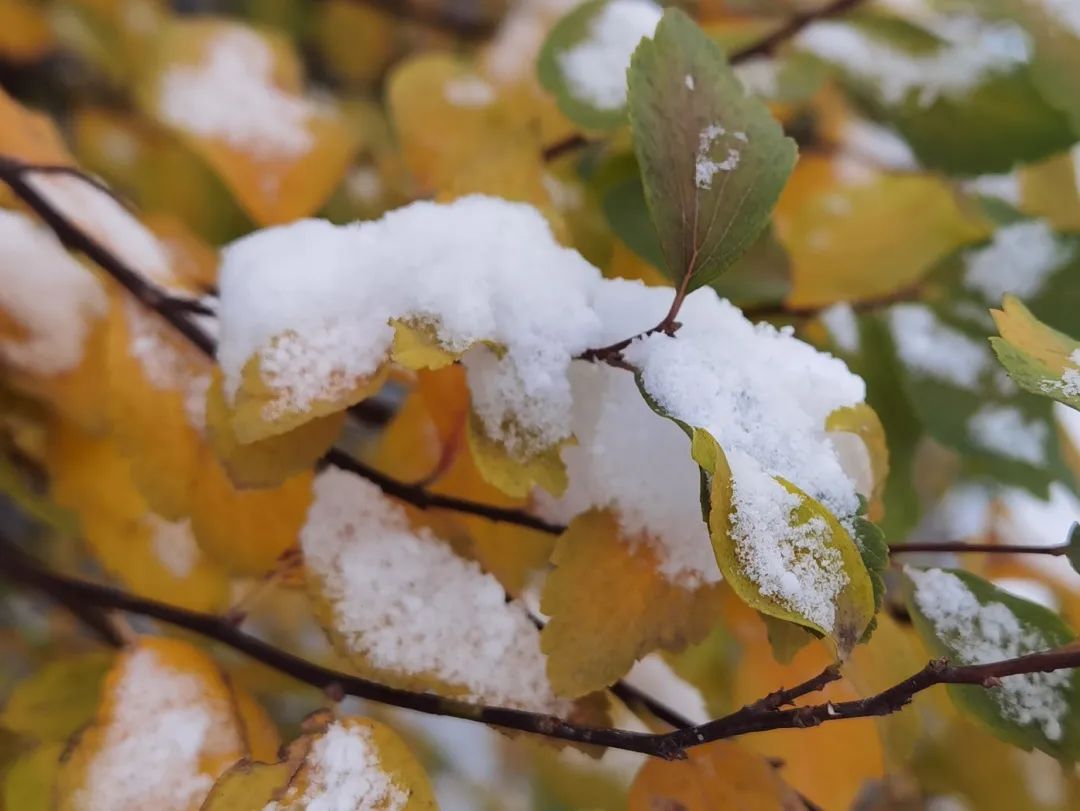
[3,742,63,811]
[466,410,570,499]
[990,294,1080,411]
[540,510,725,697]
[1,652,113,742]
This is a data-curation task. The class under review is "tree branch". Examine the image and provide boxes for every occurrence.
[889,541,1068,557]
[0,156,563,536]
[5,534,1079,760]
[343,0,498,41]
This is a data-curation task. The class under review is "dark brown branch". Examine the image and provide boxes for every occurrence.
[342,0,497,40]
[728,0,868,64]
[6,535,1079,760]
[890,541,1067,556]
[0,156,563,536]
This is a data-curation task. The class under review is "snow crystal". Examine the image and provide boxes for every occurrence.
[158,26,315,158]
[25,172,174,287]
[968,404,1048,465]
[264,722,405,811]
[820,302,860,353]
[556,0,662,110]
[888,303,991,389]
[301,469,567,713]
[909,567,1071,741]
[695,123,741,190]
[798,16,1030,107]
[1047,349,1080,398]
[963,220,1072,304]
[146,515,201,578]
[218,196,602,458]
[71,647,241,811]
[0,210,107,374]
[443,76,496,107]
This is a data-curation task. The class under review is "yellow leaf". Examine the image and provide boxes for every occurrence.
[466,410,570,499]
[540,510,725,697]
[3,742,63,811]
[189,447,313,575]
[390,320,460,371]
[228,682,281,763]
[141,19,358,225]
[313,0,398,87]
[826,403,889,522]
[57,638,253,811]
[628,739,804,811]
[47,420,232,612]
[0,0,54,64]
[992,294,1078,377]
[206,371,345,488]
[692,429,875,657]
[0,86,72,167]
[1,652,113,742]
[203,716,437,810]
[774,156,987,308]
[1019,150,1080,232]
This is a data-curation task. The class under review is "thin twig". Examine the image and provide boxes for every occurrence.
[0,156,563,536]
[5,536,1079,759]
[889,541,1068,557]
[342,0,497,40]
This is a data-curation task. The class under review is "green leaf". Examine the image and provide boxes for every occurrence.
[3,743,62,811]
[1,653,113,742]
[990,294,1080,413]
[852,509,888,642]
[903,566,1080,759]
[628,9,797,291]
[761,612,815,665]
[537,0,658,131]
[802,14,1074,175]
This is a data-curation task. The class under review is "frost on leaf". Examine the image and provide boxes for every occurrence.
[56,639,253,811]
[301,468,568,714]
[205,716,436,811]
[143,19,357,225]
[991,294,1080,412]
[217,196,604,495]
[905,567,1080,757]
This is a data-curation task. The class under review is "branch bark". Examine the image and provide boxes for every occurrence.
[5,534,1079,760]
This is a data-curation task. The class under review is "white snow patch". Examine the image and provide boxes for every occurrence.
[963,220,1072,304]
[72,647,241,811]
[820,302,860,353]
[909,567,1070,741]
[301,468,567,713]
[0,210,107,374]
[146,515,201,578]
[443,76,496,107]
[158,26,316,158]
[888,303,991,389]
[798,16,1030,107]
[967,404,1048,465]
[684,74,694,90]
[695,123,741,190]
[1038,0,1080,37]
[996,481,1080,588]
[264,722,405,811]
[1046,349,1080,399]
[557,0,662,110]
[963,173,1021,205]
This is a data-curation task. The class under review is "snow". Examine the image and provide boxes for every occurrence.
[264,722,405,811]
[71,646,241,811]
[158,26,316,158]
[1048,349,1080,398]
[735,57,779,98]
[820,302,860,353]
[146,515,201,578]
[684,74,694,90]
[0,210,107,375]
[963,173,1021,206]
[967,404,1048,465]
[798,16,1030,107]
[963,220,1072,304]
[556,0,661,110]
[695,123,741,190]
[1039,0,1080,37]
[25,172,175,288]
[997,481,1080,588]
[443,76,496,107]
[888,303,991,389]
[909,566,1070,741]
[840,119,918,171]
[301,468,567,713]
[218,196,602,458]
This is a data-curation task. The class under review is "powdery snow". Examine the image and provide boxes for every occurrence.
[301,469,567,714]
[146,515,201,578]
[158,26,316,158]
[798,16,1030,107]
[70,647,241,811]
[967,404,1048,466]
[694,123,742,190]
[556,0,662,110]
[909,567,1070,741]
[963,220,1072,304]
[888,303,991,389]
[820,302,860,353]
[1046,349,1080,398]
[264,722,406,811]
[218,196,602,458]
[0,210,107,375]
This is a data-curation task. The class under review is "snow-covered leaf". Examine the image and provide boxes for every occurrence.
[904,566,1080,758]
[991,294,1080,413]
[628,9,796,292]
